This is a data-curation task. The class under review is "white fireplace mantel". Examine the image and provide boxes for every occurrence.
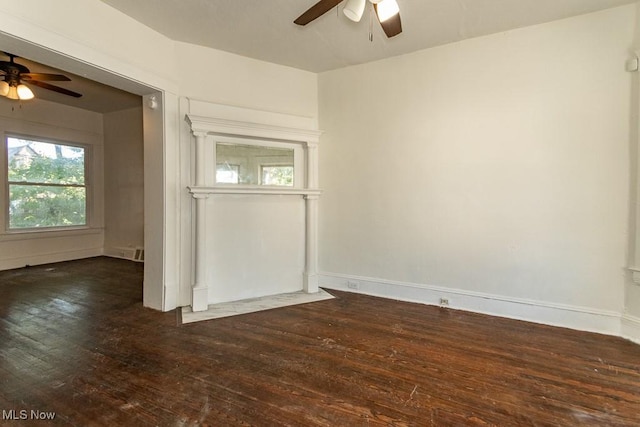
[185,105,322,312]
[188,186,322,197]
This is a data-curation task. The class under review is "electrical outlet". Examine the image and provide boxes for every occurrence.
[439,298,449,306]
[347,281,360,290]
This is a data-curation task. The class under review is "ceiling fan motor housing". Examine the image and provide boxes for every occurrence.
[0,61,29,87]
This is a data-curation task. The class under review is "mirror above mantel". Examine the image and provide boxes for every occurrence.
[185,108,322,312]
[215,139,302,188]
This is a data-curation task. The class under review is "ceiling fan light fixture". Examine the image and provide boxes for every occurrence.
[17,84,34,100]
[0,81,9,97]
[343,0,366,22]
[376,0,400,22]
[6,85,19,100]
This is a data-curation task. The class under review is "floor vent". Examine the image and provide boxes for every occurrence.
[133,247,145,262]
[110,247,144,262]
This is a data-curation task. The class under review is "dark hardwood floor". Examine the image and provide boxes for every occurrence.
[0,257,639,426]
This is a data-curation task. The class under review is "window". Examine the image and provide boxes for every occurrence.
[6,136,87,230]
[261,165,294,186]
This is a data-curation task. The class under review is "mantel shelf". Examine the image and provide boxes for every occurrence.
[188,186,322,197]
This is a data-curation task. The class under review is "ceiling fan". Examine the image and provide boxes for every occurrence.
[0,53,82,101]
[295,0,402,38]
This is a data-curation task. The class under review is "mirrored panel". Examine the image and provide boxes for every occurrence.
[216,143,295,186]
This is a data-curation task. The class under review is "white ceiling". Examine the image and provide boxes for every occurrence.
[100,0,636,73]
[3,0,635,113]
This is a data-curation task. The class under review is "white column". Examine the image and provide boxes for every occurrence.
[191,131,209,311]
[194,132,206,186]
[304,142,319,293]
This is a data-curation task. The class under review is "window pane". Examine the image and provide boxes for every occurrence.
[9,185,86,229]
[7,138,85,185]
[261,166,294,186]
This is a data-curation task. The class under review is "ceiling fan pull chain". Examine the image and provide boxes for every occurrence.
[369,6,374,42]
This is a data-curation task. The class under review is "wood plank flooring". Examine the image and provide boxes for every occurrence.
[0,257,639,426]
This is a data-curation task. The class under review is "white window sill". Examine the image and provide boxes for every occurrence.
[0,227,103,242]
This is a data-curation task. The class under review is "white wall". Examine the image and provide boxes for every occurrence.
[0,97,104,269]
[319,5,635,334]
[0,0,177,91]
[176,42,318,120]
[103,106,144,258]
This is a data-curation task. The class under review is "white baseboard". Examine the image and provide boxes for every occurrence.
[621,314,640,344]
[0,248,104,271]
[319,272,622,337]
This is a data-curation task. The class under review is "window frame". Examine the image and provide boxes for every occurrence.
[4,134,92,233]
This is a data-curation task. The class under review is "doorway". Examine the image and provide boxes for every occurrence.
[0,35,168,311]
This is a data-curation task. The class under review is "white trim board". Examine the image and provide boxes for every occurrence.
[319,272,622,337]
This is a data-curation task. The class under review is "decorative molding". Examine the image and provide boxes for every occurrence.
[190,193,210,200]
[319,272,623,337]
[192,286,209,312]
[188,186,321,197]
[186,99,317,131]
[186,114,322,144]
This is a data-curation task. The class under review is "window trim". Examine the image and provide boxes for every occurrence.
[4,134,92,234]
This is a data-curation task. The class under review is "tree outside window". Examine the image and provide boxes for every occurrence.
[261,165,293,186]
[7,137,87,229]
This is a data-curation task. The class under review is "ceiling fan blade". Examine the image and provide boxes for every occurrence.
[295,0,344,25]
[27,80,82,98]
[374,4,402,38]
[21,73,71,82]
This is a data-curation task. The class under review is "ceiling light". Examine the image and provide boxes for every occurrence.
[376,0,399,22]
[17,84,34,100]
[344,0,365,22]
[6,85,19,100]
[0,81,9,97]
[2,83,34,100]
